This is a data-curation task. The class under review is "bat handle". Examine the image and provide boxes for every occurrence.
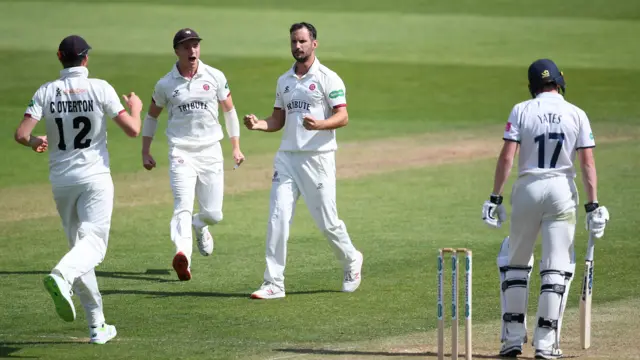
[584,233,596,261]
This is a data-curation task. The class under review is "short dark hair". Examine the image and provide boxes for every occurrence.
[61,56,86,69]
[290,22,317,40]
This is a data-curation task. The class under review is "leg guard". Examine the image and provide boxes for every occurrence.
[533,262,576,351]
[497,236,534,345]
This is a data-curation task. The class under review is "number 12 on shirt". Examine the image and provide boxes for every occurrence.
[54,116,92,151]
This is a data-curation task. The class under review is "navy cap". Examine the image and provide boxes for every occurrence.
[58,35,91,61]
[173,28,202,49]
[528,58,565,95]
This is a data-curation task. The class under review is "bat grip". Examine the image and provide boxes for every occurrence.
[585,233,595,261]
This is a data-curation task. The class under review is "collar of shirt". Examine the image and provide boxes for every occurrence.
[172,59,204,79]
[289,57,320,79]
[535,92,563,100]
[59,66,89,79]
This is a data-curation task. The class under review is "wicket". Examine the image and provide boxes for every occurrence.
[437,248,472,360]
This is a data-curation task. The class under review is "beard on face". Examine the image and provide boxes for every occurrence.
[292,49,309,62]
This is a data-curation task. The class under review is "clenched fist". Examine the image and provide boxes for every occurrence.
[243,114,260,130]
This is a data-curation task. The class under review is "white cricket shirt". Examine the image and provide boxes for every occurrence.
[24,67,125,186]
[503,92,596,179]
[274,58,347,152]
[152,60,230,153]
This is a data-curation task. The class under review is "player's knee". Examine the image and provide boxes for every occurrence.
[201,210,223,224]
[77,222,108,259]
[319,222,343,237]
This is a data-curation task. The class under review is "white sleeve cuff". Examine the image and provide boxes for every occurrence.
[142,114,158,138]
[223,108,240,138]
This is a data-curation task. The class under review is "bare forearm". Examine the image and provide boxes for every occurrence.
[320,111,348,130]
[142,136,153,155]
[229,136,240,150]
[581,163,598,203]
[256,116,284,132]
[492,157,513,195]
[15,133,31,147]
[15,133,38,148]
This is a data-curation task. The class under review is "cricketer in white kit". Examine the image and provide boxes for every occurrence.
[141,28,245,281]
[14,35,142,344]
[244,22,363,300]
[481,59,610,359]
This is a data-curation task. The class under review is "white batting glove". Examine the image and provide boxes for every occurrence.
[585,203,610,238]
[482,194,507,228]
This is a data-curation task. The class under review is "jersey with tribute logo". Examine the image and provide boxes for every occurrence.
[24,67,125,186]
[274,58,347,152]
[503,92,595,179]
[152,60,230,150]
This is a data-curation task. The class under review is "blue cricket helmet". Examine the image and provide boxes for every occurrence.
[528,59,566,97]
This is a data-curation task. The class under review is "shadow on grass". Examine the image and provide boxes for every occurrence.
[101,289,341,298]
[0,346,36,358]
[1,339,102,358]
[0,269,176,283]
[272,348,579,359]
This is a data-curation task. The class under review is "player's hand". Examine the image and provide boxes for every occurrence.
[232,148,245,168]
[30,135,48,153]
[303,114,324,130]
[482,195,507,228]
[243,114,260,130]
[123,92,143,113]
[586,203,610,238]
[142,153,156,171]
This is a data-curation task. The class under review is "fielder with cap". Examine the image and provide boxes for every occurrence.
[481,59,610,359]
[15,35,143,344]
[141,28,245,281]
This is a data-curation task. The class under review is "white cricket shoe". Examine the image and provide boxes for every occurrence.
[535,348,563,359]
[43,273,76,322]
[250,282,286,300]
[194,225,214,256]
[342,251,363,292]
[89,324,117,344]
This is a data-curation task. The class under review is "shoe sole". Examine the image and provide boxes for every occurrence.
[172,253,191,281]
[250,293,286,300]
[534,352,561,359]
[500,348,523,357]
[341,279,362,292]
[43,275,75,322]
[90,327,117,345]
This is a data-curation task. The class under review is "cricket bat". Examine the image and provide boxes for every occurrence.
[579,232,596,349]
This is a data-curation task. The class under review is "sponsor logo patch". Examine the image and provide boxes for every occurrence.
[329,89,344,99]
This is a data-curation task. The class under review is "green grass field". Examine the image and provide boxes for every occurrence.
[1,0,639,359]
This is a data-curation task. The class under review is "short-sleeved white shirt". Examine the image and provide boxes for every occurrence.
[24,66,125,186]
[152,60,230,153]
[273,58,346,152]
[503,92,595,179]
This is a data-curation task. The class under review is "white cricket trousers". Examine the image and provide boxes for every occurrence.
[168,143,224,261]
[507,175,578,269]
[51,173,113,327]
[264,150,360,289]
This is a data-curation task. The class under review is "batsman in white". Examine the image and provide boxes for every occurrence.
[243,22,363,299]
[141,28,245,281]
[14,35,142,344]
[481,59,610,359]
